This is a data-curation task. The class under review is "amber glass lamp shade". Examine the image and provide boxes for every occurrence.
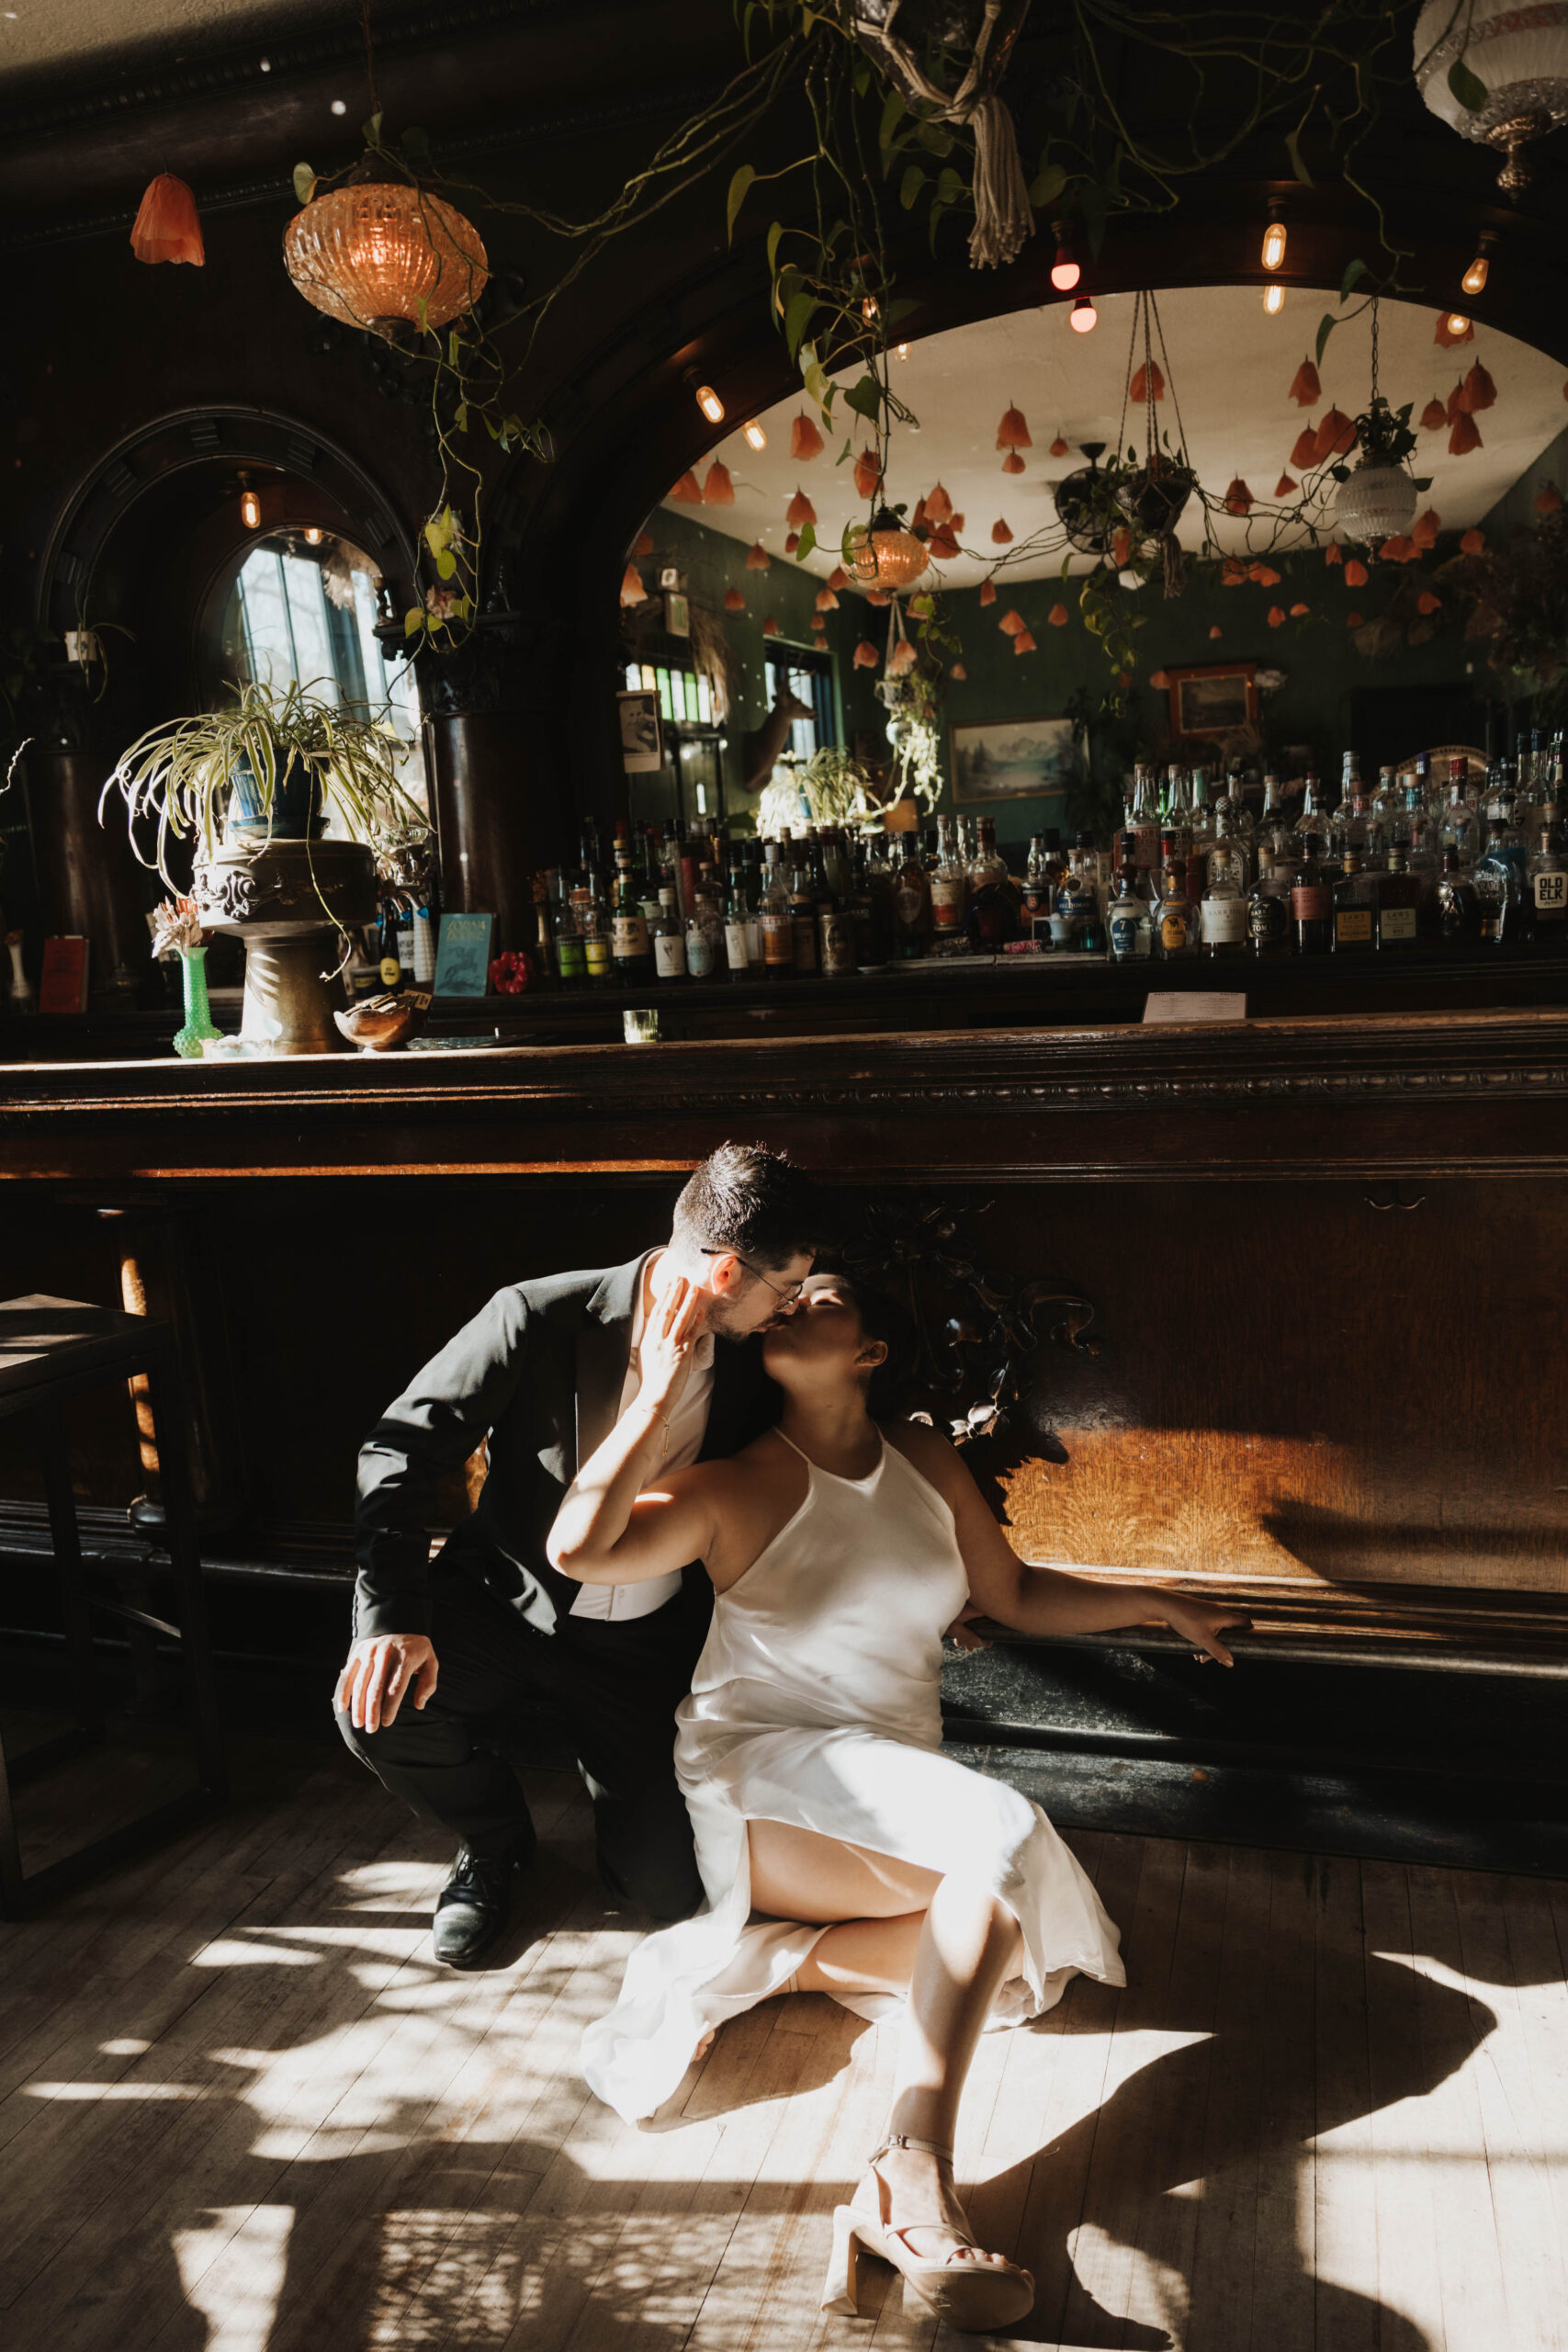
[284,179,489,335]
[849,507,930,590]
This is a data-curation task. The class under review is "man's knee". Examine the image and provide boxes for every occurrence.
[603,1842,703,1922]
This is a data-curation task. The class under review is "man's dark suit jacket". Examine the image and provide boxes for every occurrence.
[353,1256,778,1645]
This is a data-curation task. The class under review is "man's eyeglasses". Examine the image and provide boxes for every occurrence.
[700,1248,807,1306]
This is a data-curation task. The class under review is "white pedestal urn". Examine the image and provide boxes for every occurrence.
[193,839,377,1055]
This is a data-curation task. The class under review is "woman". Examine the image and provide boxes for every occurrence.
[549,1268,1247,2333]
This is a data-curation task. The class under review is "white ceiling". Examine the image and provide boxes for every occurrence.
[0,1,308,79]
[670,285,1568,589]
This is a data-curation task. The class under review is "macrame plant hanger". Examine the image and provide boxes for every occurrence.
[1112,288,1194,598]
[856,0,1034,269]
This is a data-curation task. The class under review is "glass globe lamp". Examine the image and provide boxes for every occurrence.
[285,176,490,335]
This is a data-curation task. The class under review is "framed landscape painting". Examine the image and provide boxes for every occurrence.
[1167,662,1258,740]
[952,716,1076,804]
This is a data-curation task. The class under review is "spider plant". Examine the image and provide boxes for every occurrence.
[101,678,430,886]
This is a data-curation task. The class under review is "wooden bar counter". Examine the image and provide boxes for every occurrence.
[3,999,1566,1741]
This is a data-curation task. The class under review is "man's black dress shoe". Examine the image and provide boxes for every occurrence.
[432,1842,533,1969]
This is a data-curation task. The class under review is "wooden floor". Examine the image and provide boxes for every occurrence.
[2,1736,1566,2352]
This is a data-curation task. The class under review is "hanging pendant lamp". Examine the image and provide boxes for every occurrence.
[848,505,930,590]
[285,164,489,336]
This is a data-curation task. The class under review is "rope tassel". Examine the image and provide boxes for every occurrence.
[966,95,1033,268]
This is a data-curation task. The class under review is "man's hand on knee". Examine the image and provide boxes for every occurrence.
[334,1634,438,1734]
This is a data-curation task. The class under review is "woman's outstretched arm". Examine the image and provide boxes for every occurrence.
[547,1277,718,1585]
[894,1422,1251,1666]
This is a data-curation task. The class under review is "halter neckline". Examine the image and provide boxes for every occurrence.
[773,1424,886,1487]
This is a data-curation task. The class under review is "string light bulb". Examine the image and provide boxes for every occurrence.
[895,342,909,359]
[742,420,766,451]
[862,295,878,322]
[1264,281,1284,315]
[1260,200,1288,271]
[684,372,725,424]
[1049,222,1080,291]
[1461,230,1498,296]
[1446,312,1471,337]
[238,472,260,531]
[303,526,323,545]
[1069,294,1097,334]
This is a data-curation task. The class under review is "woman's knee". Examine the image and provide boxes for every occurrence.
[749,1818,939,1922]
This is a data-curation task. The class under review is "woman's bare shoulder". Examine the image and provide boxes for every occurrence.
[884,1415,962,1485]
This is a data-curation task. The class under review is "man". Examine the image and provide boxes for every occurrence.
[334,1143,817,1967]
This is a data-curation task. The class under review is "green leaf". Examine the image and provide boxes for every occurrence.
[403,608,426,638]
[885,296,919,325]
[784,288,818,361]
[454,402,468,434]
[292,163,317,206]
[1448,55,1489,114]
[766,220,785,277]
[726,164,755,244]
[1414,476,1433,492]
[843,373,883,423]
[900,163,926,210]
[436,549,457,580]
[935,164,965,205]
[363,110,384,145]
[1284,125,1314,186]
[1029,160,1066,209]
[1339,255,1369,302]
[794,523,817,564]
[1314,310,1338,367]
[928,201,949,253]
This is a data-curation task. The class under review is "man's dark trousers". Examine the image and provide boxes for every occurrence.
[336,1256,775,1921]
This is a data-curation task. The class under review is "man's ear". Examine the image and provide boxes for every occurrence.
[705,1250,745,1298]
[857,1338,889,1372]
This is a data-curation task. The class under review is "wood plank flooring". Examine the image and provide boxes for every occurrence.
[1,1735,1564,2352]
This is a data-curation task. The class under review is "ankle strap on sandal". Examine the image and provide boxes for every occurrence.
[869,2132,953,2164]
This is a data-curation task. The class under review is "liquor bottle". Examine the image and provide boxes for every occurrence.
[554,888,587,987]
[1289,837,1332,955]
[1403,784,1441,896]
[1332,848,1377,955]
[931,814,970,943]
[1156,856,1198,957]
[651,888,687,979]
[1473,819,1523,944]
[891,834,931,960]
[971,842,1023,948]
[1124,764,1162,875]
[1371,764,1404,834]
[1163,764,1193,851]
[1257,773,1293,879]
[852,838,889,968]
[1438,761,1480,865]
[1431,846,1481,944]
[787,846,818,975]
[1052,833,1100,948]
[1218,765,1257,864]
[611,846,653,983]
[1188,769,1216,869]
[1200,827,1249,956]
[723,864,752,978]
[1328,750,1362,863]
[1209,799,1253,893]
[683,901,716,980]
[1107,835,1154,960]
[1247,859,1291,957]
[1528,825,1568,944]
[1376,848,1423,949]
[1021,834,1054,941]
[377,898,403,989]
[529,874,556,990]
[578,877,614,988]
[818,871,859,977]
[759,842,794,979]
[742,842,765,967]
[1292,772,1330,856]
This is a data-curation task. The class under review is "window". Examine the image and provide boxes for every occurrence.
[219,533,427,813]
[765,648,837,761]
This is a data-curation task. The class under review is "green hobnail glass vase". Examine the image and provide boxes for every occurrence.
[173,945,222,1059]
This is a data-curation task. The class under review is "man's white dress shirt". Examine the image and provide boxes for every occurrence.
[568,1255,716,1622]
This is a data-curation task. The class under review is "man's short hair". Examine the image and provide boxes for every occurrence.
[671,1143,816,1270]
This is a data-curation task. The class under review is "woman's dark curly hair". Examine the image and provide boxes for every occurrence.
[818,1266,917,1419]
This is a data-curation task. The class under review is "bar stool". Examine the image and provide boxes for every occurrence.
[0,1294,227,1916]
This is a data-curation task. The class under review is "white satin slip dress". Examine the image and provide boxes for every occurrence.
[580,1427,1125,2124]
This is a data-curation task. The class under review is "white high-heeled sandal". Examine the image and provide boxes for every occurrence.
[820,2132,1034,2333]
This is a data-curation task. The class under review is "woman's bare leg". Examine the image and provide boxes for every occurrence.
[747,1821,1025,2273]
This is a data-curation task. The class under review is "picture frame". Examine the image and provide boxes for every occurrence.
[951,716,1077,805]
[662,590,691,637]
[1166,662,1259,740]
[616,687,664,773]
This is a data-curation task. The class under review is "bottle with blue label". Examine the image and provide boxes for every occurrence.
[1055,831,1100,948]
[1106,833,1153,960]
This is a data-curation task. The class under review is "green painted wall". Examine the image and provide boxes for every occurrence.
[1482,415,1568,537]
[837,547,1483,846]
